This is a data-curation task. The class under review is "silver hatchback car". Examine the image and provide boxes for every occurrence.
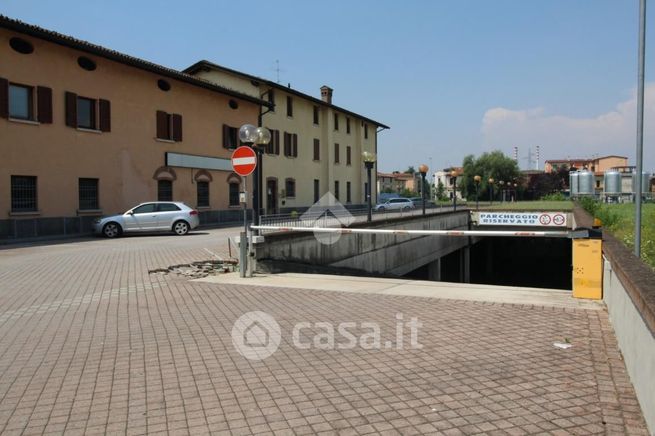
[374,198,415,212]
[93,202,200,238]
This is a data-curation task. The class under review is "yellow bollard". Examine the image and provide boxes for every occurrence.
[572,230,603,300]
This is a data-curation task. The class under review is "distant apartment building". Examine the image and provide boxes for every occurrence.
[0,16,268,238]
[544,155,628,174]
[545,155,634,193]
[184,61,388,215]
[433,168,464,200]
[377,172,415,194]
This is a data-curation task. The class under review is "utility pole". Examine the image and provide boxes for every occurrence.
[635,0,646,257]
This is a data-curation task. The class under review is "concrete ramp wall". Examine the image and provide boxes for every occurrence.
[255,211,472,276]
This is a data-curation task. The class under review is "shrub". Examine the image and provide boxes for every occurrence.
[541,192,566,201]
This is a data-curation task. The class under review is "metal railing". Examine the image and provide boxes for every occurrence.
[257,203,463,235]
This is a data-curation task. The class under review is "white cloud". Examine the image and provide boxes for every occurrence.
[481,83,655,170]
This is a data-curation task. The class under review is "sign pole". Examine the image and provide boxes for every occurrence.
[239,176,247,278]
[231,146,258,278]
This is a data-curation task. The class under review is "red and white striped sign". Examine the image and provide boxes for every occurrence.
[231,146,257,176]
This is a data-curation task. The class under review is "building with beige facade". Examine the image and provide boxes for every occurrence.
[0,16,387,239]
[184,61,388,216]
[544,155,628,174]
[377,172,416,194]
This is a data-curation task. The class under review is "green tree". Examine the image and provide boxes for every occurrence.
[404,166,416,174]
[399,188,415,198]
[461,151,520,200]
[436,180,446,201]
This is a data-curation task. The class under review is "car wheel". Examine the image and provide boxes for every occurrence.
[102,222,121,238]
[173,220,190,236]
[377,206,385,212]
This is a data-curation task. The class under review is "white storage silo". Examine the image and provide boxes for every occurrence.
[570,172,579,198]
[632,171,651,194]
[578,170,594,196]
[604,170,622,195]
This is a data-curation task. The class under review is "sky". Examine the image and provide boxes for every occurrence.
[3,0,654,173]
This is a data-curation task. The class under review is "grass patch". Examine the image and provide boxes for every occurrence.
[579,200,655,269]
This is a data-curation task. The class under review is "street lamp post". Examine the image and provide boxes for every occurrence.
[499,180,505,202]
[239,124,271,235]
[419,164,429,215]
[362,151,376,222]
[474,175,481,210]
[450,169,458,211]
[488,178,494,205]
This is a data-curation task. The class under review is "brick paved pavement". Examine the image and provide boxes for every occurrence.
[0,229,649,435]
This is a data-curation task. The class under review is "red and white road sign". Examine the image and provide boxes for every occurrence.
[231,146,257,176]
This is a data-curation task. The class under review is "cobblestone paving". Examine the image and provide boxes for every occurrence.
[0,229,649,435]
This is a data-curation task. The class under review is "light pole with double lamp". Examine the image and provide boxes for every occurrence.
[238,124,271,234]
[418,164,429,215]
[362,151,376,222]
[488,178,494,205]
[450,170,458,211]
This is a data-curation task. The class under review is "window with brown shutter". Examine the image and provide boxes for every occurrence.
[334,143,340,164]
[8,83,33,120]
[283,132,291,156]
[292,134,298,157]
[36,86,52,124]
[268,89,275,111]
[346,117,351,134]
[98,99,110,132]
[346,146,352,166]
[65,92,77,127]
[2,79,51,123]
[266,128,281,155]
[0,78,8,119]
[76,97,95,129]
[66,92,109,132]
[285,178,296,198]
[172,114,182,141]
[313,139,320,161]
[274,130,280,155]
[157,111,181,141]
[222,124,238,149]
[364,124,369,139]
[313,106,319,125]
[265,128,274,154]
[157,111,169,139]
[334,113,339,131]
[286,96,293,117]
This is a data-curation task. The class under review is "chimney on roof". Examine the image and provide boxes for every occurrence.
[320,85,333,104]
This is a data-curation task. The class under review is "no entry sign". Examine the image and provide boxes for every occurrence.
[231,146,257,176]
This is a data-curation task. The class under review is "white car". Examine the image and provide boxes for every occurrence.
[374,198,415,211]
[93,202,200,238]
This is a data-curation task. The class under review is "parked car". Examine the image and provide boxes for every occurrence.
[409,197,434,207]
[93,202,199,238]
[374,198,415,212]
